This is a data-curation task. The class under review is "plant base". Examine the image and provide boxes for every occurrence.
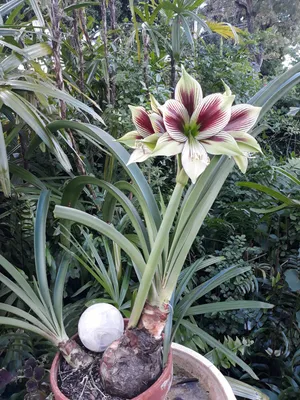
[50,333,173,400]
[100,328,163,398]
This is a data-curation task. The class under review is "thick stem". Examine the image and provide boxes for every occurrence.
[128,169,188,329]
[138,302,169,339]
[59,338,93,369]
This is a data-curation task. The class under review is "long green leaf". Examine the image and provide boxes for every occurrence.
[47,120,161,228]
[226,378,269,400]
[0,316,57,344]
[0,90,72,171]
[0,0,24,17]
[9,163,47,190]
[172,266,251,336]
[175,256,224,303]
[0,303,55,337]
[60,176,150,259]
[0,121,10,196]
[29,0,45,26]
[181,319,258,379]
[0,80,103,123]
[185,300,273,316]
[53,254,70,337]
[236,182,294,204]
[0,271,57,333]
[54,206,146,280]
[275,167,300,186]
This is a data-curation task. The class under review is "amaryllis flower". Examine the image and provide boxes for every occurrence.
[152,68,261,183]
[223,103,262,173]
[118,97,165,164]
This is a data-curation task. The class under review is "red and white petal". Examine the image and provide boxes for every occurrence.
[224,104,261,133]
[152,132,184,157]
[129,105,154,137]
[127,146,152,165]
[149,113,166,134]
[117,131,141,149]
[201,132,243,156]
[191,93,235,139]
[175,67,203,116]
[162,99,189,142]
[234,154,248,173]
[150,94,162,115]
[182,139,210,184]
[229,131,262,153]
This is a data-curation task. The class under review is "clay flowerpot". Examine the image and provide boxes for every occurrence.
[50,341,173,400]
[171,342,236,400]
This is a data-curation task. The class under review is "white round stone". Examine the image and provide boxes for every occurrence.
[78,303,124,352]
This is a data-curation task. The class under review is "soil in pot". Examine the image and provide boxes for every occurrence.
[167,364,210,400]
[58,352,208,400]
[58,353,123,400]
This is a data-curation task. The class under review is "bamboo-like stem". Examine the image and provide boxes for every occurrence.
[128,170,188,329]
[50,0,66,118]
[100,0,111,104]
[170,53,176,98]
[109,0,116,105]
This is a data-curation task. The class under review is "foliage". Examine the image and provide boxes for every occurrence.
[0,1,300,398]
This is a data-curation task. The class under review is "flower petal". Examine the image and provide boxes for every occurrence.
[229,131,262,153]
[152,132,184,157]
[149,94,162,115]
[191,93,235,139]
[141,133,160,150]
[201,132,244,156]
[175,67,203,116]
[222,80,232,96]
[224,104,261,133]
[127,146,152,164]
[117,131,141,148]
[182,139,210,184]
[149,113,166,134]
[162,99,189,142]
[129,105,154,137]
[234,155,248,173]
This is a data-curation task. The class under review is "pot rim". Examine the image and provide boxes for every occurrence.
[171,342,236,400]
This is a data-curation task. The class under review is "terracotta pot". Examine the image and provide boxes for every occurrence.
[50,338,173,400]
[171,342,236,400]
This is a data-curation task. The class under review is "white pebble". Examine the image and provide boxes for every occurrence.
[78,303,124,352]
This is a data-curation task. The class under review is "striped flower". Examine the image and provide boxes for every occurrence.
[118,95,165,164]
[152,68,262,183]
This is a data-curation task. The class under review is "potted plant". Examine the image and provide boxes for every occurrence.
[51,66,296,399]
[1,63,300,399]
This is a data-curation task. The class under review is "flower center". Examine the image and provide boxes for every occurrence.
[183,122,200,138]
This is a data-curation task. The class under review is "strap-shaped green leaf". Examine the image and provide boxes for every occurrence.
[47,120,161,228]
[181,319,259,379]
[185,300,273,316]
